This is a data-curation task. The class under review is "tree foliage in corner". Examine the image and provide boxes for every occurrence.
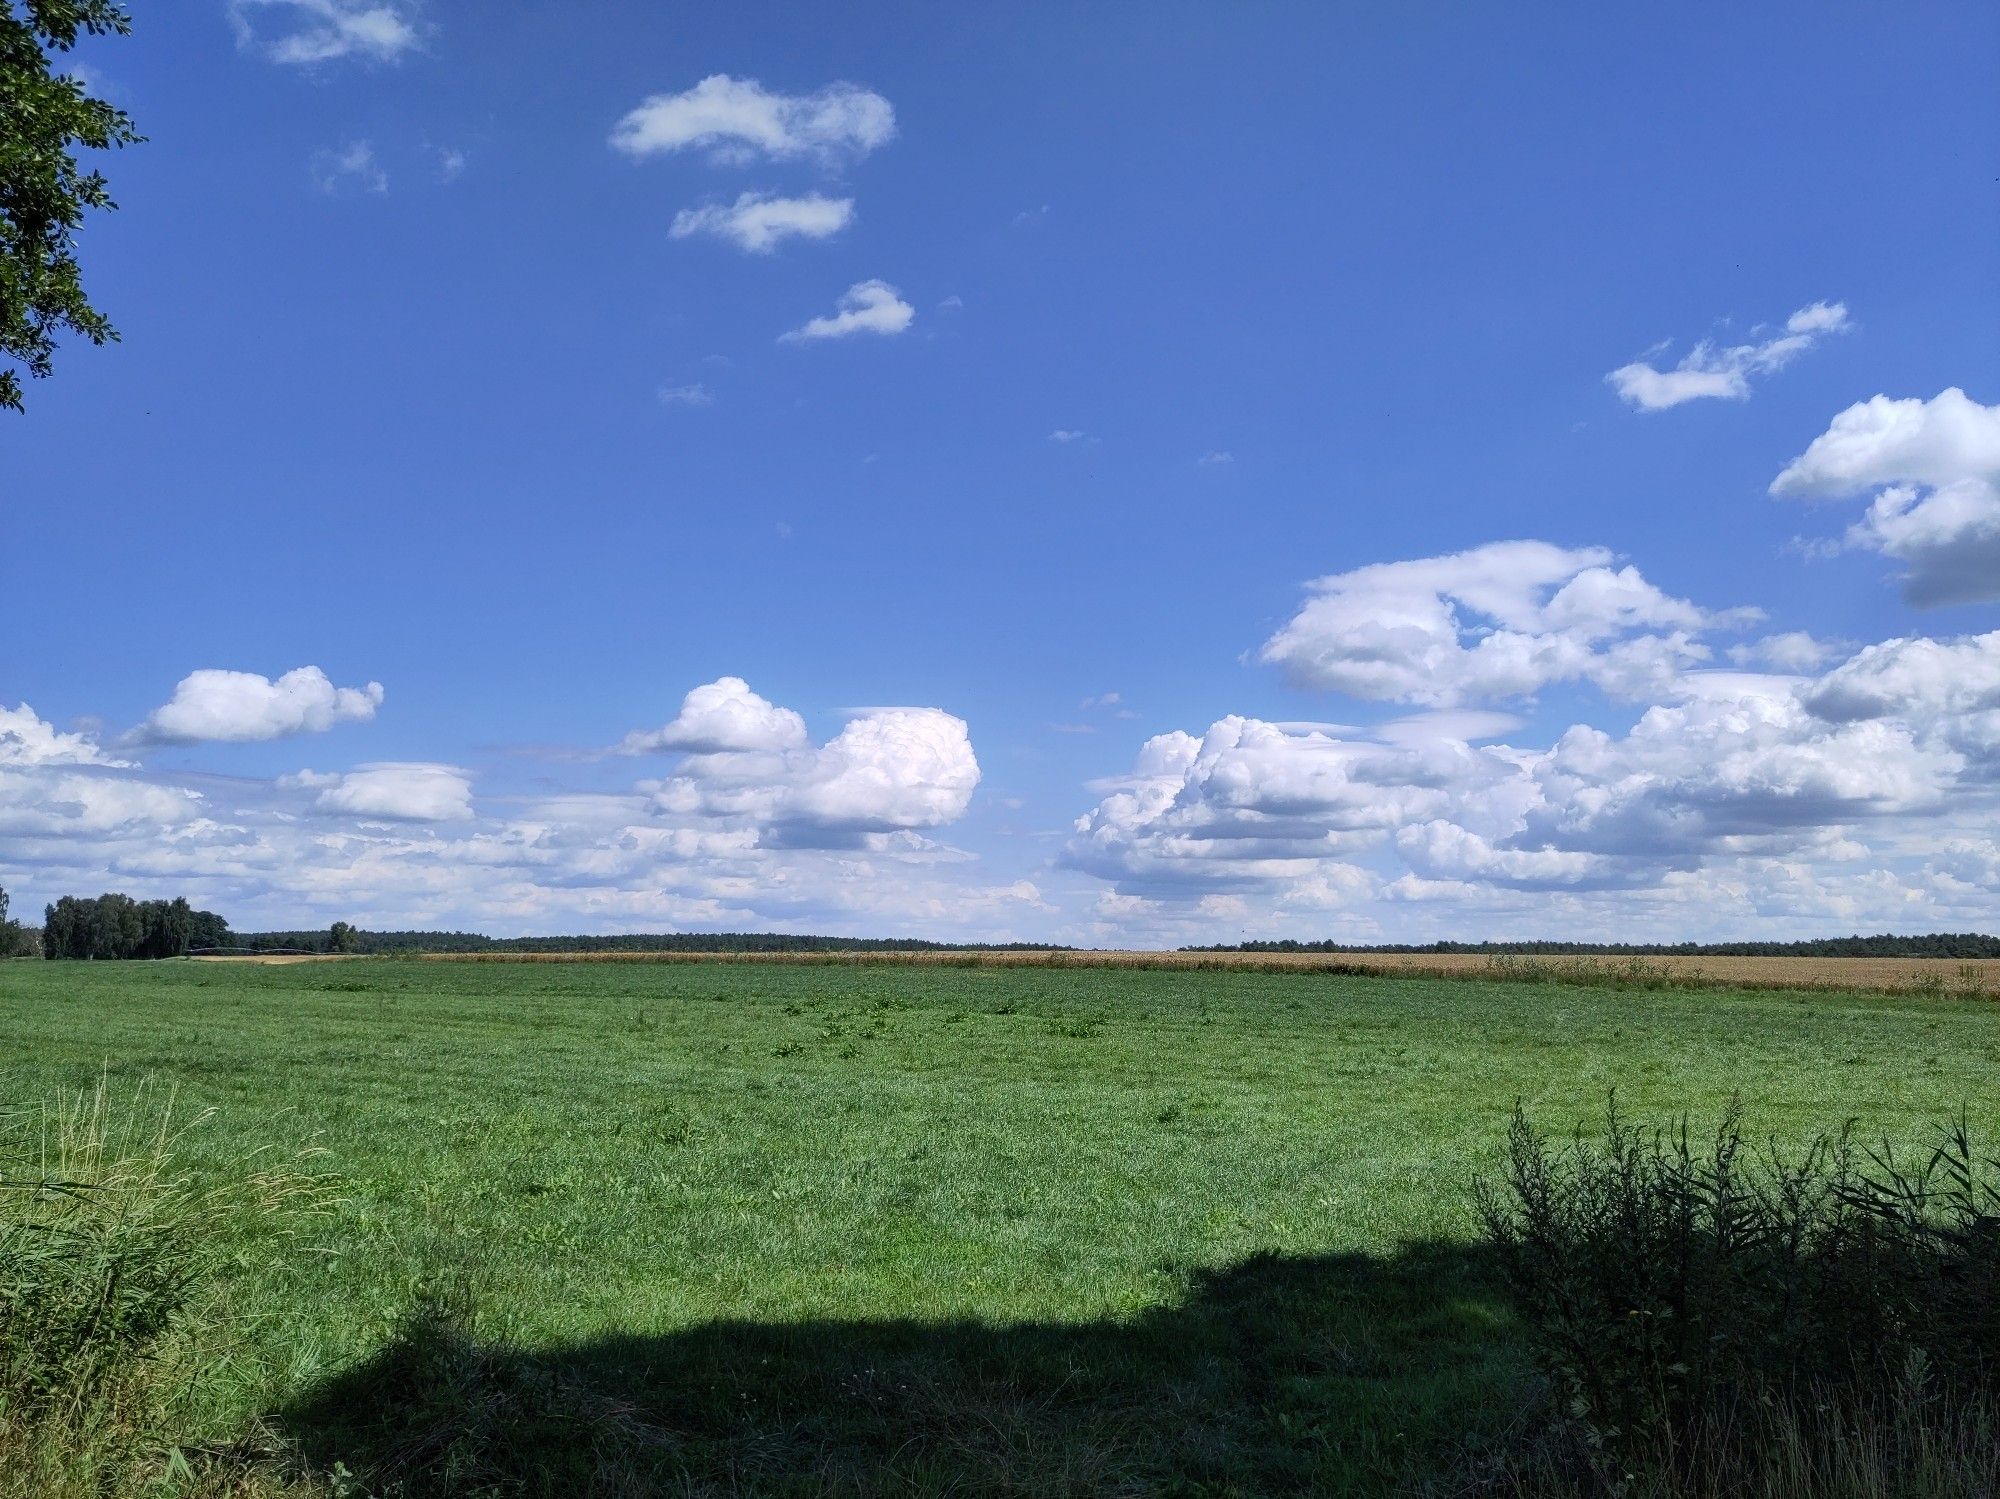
[0,0,139,411]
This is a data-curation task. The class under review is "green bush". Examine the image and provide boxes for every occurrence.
[0,1082,330,1496]
[1475,1098,2000,1488]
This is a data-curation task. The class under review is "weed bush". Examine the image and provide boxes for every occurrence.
[0,1082,330,1497]
[1475,1098,2000,1491]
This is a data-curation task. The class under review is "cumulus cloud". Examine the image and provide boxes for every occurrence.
[780,280,914,342]
[0,711,202,844]
[0,704,123,767]
[1727,631,1849,673]
[1932,838,2000,894]
[137,668,384,745]
[670,192,854,253]
[1800,633,2000,777]
[1803,633,2000,723]
[609,75,894,165]
[1395,820,1602,888]
[1512,690,1955,865]
[778,708,979,836]
[0,750,1003,937]
[230,0,421,65]
[636,683,978,842]
[6,619,1992,944]
[619,677,808,756]
[0,678,1018,940]
[0,770,201,839]
[284,762,473,821]
[1065,718,1495,893]
[1771,388,2000,605]
[1774,388,2000,493]
[1608,301,1849,410]
[1258,541,1754,707]
[1069,623,2000,926]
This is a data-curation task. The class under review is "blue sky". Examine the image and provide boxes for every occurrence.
[3,1,1997,942]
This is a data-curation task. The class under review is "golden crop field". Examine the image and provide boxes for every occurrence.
[410,946,2000,996]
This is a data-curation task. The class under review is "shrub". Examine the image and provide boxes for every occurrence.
[0,1081,331,1496]
[1474,1098,2000,1490]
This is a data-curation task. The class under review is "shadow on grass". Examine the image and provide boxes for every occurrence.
[279,1242,1527,1497]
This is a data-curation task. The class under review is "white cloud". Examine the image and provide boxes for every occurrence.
[0,714,203,845]
[7,618,1993,945]
[781,280,914,342]
[1608,301,1850,410]
[786,708,980,834]
[1802,633,2000,776]
[1048,429,1088,443]
[1395,820,1603,888]
[0,786,1033,937]
[1198,450,1234,466]
[656,382,714,407]
[0,769,201,839]
[1065,718,1485,893]
[619,677,808,756]
[1727,631,1849,672]
[609,75,894,165]
[1258,540,1754,707]
[1803,633,2000,723]
[1774,388,2000,493]
[1067,613,2000,931]
[1374,709,1525,745]
[231,0,421,66]
[137,668,384,745]
[0,680,1015,939]
[670,192,854,253]
[285,762,473,821]
[1932,838,2000,894]
[432,146,466,183]
[1511,690,1956,867]
[312,141,388,194]
[0,704,123,767]
[639,686,979,842]
[1771,388,2000,605]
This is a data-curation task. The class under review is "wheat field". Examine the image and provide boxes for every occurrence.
[399,946,2000,996]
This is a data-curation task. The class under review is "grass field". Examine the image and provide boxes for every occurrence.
[4,957,1998,1493]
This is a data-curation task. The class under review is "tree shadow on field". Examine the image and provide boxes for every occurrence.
[280,1242,1527,1497]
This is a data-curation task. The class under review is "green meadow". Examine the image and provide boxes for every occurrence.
[4,957,1997,1494]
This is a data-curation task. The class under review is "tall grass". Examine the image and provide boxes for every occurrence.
[1470,1099,2000,1497]
[0,1081,331,1498]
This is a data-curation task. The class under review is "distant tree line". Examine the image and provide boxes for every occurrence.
[230,929,1066,956]
[13,881,1987,960]
[40,894,232,959]
[1186,934,2000,960]
[19,898,1059,959]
